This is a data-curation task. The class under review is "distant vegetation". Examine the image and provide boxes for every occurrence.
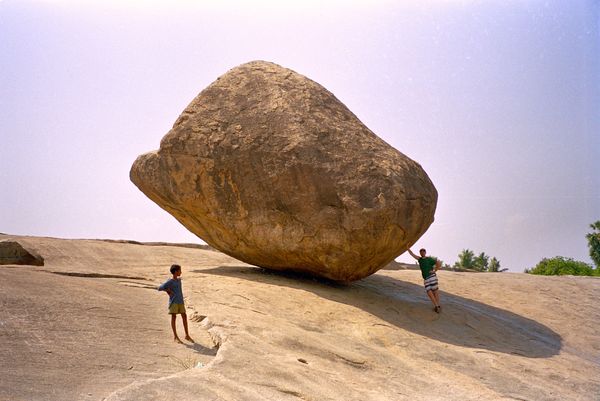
[586,221,600,268]
[525,220,600,276]
[449,249,506,272]
[525,256,599,276]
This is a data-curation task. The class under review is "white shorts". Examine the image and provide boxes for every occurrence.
[424,273,439,292]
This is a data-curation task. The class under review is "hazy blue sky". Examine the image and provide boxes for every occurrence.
[1,0,599,272]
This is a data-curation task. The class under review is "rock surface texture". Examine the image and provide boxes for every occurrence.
[0,240,44,266]
[3,234,600,401]
[130,61,437,281]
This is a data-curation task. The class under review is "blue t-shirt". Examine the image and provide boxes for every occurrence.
[158,278,184,305]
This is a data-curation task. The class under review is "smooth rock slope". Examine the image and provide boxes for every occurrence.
[1,234,599,401]
[130,60,437,281]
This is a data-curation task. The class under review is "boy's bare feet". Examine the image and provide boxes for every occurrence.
[185,335,195,343]
[174,337,183,344]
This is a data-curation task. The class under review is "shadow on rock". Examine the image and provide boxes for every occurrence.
[184,342,218,356]
[197,265,562,358]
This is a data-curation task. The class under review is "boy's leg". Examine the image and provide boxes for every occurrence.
[171,314,182,343]
[433,289,441,307]
[181,313,194,343]
[426,290,438,307]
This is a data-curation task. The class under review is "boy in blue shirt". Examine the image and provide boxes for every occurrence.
[158,264,194,343]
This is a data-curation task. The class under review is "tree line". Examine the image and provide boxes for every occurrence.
[436,250,506,272]
[435,220,600,275]
[524,220,600,276]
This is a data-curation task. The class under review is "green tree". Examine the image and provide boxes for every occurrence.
[586,220,600,268]
[473,252,489,271]
[525,256,598,276]
[454,249,475,270]
[488,257,501,272]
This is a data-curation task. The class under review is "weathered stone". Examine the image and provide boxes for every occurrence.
[130,61,437,281]
[0,240,44,266]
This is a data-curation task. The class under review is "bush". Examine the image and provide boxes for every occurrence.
[525,256,599,276]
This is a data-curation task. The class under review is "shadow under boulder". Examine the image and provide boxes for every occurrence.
[0,240,44,266]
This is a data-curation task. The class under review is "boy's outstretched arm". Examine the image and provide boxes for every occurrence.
[407,249,419,260]
[158,282,173,296]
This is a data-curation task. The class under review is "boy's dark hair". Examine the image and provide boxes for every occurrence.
[170,264,181,274]
[419,248,426,253]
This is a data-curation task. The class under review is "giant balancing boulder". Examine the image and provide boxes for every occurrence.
[130,61,437,282]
